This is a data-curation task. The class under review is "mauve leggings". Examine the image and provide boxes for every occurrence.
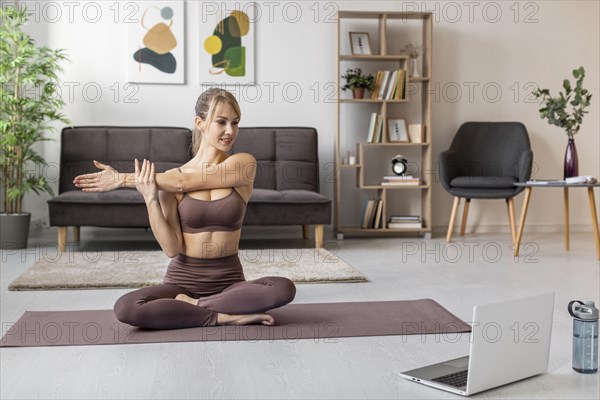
[113,253,296,329]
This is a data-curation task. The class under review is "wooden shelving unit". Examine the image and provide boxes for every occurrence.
[334,11,433,239]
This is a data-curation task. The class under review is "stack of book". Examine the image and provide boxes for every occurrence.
[370,69,407,100]
[388,215,422,229]
[361,198,384,229]
[381,175,421,186]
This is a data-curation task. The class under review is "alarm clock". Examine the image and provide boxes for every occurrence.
[391,155,408,176]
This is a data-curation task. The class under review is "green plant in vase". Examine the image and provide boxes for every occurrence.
[0,6,69,248]
[341,68,375,99]
[532,66,592,178]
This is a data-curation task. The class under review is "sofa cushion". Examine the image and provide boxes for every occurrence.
[249,188,330,204]
[48,190,145,204]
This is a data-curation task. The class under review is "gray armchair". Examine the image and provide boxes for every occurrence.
[439,122,533,242]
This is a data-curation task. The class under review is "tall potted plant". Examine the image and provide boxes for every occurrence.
[532,66,592,178]
[0,7,69,249]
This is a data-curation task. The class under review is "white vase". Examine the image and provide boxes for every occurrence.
[410,58,420,78]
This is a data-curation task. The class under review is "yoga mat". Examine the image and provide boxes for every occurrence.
[1,299,471,347]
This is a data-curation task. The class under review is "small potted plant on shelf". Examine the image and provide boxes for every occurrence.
[531,66,592,178]
[0,7,70,249]
[341,68,375,99]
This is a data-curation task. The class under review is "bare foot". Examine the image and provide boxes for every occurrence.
[217,313,275,326]
[175,293,198,305]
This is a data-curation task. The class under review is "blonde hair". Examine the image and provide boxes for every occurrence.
[192,88,241,155]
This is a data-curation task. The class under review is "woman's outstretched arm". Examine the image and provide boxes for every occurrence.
[73,153,256,193]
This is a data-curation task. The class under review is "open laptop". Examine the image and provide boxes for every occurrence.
[399,292,555,396]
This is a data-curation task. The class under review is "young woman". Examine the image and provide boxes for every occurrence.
[73,88,296,329]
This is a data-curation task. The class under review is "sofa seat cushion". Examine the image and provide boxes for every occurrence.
[450,176,516,189]
[244,189,331,225]
[249,188,331,204]
[48,190,150,227]
[48,190,145,204]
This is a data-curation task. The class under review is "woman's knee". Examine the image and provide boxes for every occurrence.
[113,294,141,326]
[273,277,296,304]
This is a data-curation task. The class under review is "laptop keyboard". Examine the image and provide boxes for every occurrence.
[431,369,469,388]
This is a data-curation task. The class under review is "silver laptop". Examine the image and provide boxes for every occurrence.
[399,292,555,396]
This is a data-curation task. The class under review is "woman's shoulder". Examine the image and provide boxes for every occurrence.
[224,152,256,164]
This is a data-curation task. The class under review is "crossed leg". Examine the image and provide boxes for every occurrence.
[114,277,296,330]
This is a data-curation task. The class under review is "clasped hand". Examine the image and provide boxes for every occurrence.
[135,159,158,203]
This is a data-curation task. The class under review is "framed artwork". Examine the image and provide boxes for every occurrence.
[198,2,256,86]
[349,32,372,55]
[127,1,185,84]
[388,119,409,142]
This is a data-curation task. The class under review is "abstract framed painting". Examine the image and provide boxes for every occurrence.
[198,2,256,86]
[127,1,185,84]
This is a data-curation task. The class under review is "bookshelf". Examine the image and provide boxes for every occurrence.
[334,11,433,239]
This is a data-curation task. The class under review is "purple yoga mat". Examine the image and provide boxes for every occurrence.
[1,299,471,347]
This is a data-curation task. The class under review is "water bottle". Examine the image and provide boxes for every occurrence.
[568,300,599,373]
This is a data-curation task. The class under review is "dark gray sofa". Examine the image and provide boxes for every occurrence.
[48,126,331,250]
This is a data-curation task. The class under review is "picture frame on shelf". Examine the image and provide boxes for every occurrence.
[388,119,409,142]
[349,32,372,55]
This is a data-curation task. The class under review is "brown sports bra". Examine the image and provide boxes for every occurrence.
[178,189,247,233]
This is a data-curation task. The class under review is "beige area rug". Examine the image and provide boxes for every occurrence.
[9,248,367,291]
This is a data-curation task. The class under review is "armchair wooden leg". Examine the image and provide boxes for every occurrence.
[57,227,67,252]
[302,225,310,240]
[314,224,324,248]
[507,198,517,245]
[446,197,461,243]
[72,226,80,244]
[460,198,470,236]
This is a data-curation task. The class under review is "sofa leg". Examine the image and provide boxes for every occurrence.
[314,224,324,248]
[302,225,310,240]
[73,226,80,244]
[446,197,461,243]
[57,227,67,252]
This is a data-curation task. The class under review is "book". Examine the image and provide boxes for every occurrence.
[381,181,420,186]
[408,124,423,143]
[388,221,423,229]
[525,179,563,185]
[394,69,406,100]
[389,215,421,221]
[366,113,377,143]
[361,199,376,228]
[383,175,414,180]
[371,71,383,100]
[377,70,391,100]
[381,176,420,186]
[373,199,384,229]
[373,114,383,143]
[385,70,398,100]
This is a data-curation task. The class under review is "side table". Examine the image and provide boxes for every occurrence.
[513,182,600,260]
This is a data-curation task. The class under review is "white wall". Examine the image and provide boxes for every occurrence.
[17,0,599,234]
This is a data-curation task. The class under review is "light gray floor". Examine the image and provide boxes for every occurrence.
[1,227,599,399]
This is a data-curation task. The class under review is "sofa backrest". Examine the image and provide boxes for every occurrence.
[59,126,192,193]
[231,127,320,192]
